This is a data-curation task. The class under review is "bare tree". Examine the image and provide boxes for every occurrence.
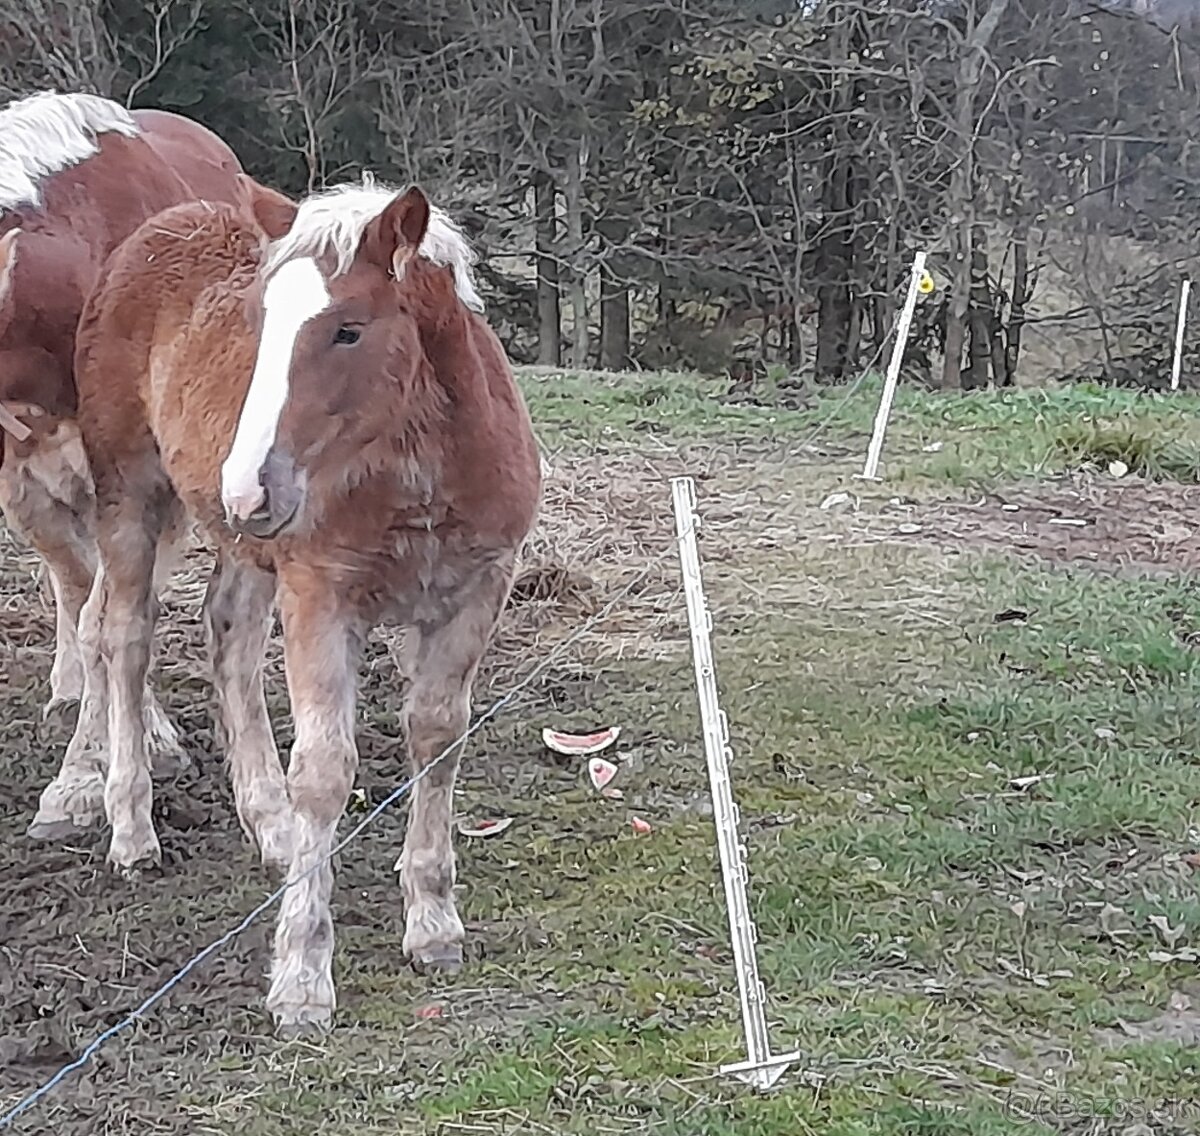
[240,0,387,191]
[0,0,202,101]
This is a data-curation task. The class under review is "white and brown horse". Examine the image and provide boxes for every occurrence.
[0,90,246,829]
[64,174,540,1031]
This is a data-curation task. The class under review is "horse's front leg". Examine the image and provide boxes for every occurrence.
[0,435,186,772]
[0,423,96,719]
[398,561,516,972]
[203,549,292,871]
[267,571,362,1034]
[99,491,168,872]
[43,559,185,775]
[27,563,110,840]
[45,562,86,715]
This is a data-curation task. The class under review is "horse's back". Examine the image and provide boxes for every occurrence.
[9,103,243,256]
[132,108,244,205]
[74,199,259,502]
[0,99,247,419]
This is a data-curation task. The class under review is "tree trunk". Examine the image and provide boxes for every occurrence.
[989,290,1010,388]
[599,282,630,370]
[942,217,970,390]
[877,215,900,352]
[788,308,804,369]
[598,218,630,370]
[816,275,852,380]
[656,216,675,334]
[814,3,864,382]
[847,295,862,372]
[940,0,1014,390]
[965,223,992,389]
[563,138,589,370]
[534,172,561,367]
[814,140,854,380]
[1004,228,1031,384]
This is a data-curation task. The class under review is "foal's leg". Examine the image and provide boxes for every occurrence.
[98,489,170,872]
[266,575,362,1033]
[45,564,85,714]
[398,566,515,971]
[139,525,189,775]
[0,440,94,718]
[202,550,292,870]
[27,564,110,839]
[43,545,187,775]
[0,433,186,770]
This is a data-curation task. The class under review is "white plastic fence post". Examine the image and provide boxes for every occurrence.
[859,250,926,481]
[1171,278,1191,392]
[671,476,799,1092]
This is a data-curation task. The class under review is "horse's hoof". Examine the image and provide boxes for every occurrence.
[410,943,464,975]
[27,816,93,842]
[41,695,80,722]
[29,773,106,839]
[145,703,190,775]
[273,1009,334,1040]
[107,832,163,876]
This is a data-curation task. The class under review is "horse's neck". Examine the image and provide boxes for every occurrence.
[420,309,495,416]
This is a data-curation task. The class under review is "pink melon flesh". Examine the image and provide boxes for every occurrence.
[542,725,621,756]
[588,757,618,791]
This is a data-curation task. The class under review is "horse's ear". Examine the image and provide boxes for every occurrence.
[0,228,20,300]
[362,186,430,280]
[237,175,297,240]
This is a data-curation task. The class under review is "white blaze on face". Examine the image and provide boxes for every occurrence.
[221,257,331,520]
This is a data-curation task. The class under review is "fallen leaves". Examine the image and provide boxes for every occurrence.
[1008,772,1054,791]
[1149,913,1187,950]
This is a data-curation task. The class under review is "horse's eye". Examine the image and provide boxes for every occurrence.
[334,326,360,346]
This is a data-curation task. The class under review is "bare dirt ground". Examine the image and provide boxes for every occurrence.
[862,475,1200,577]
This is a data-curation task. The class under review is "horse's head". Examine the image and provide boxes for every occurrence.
[220,175,479,540]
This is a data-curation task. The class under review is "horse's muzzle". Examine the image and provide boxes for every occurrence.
[228,447,305,540]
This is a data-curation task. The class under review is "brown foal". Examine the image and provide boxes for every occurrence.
[67,173,541,1031]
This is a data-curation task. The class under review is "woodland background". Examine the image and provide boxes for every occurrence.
[1,0,1198,389]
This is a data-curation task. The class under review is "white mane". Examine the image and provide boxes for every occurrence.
[263,173,484,313]
[0,90,140,211]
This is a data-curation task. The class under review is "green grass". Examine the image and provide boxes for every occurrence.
[522,368,1200,488]
[31,369,1200,1134]
[180,543,1200,1133]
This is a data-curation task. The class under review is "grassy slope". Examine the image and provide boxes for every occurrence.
[29,372,1200,1134]
[524,368,1200,485]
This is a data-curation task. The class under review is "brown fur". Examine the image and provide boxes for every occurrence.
[68,179,541,1032]
[0,98,246,836]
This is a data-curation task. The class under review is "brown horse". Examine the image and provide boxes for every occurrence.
[66,173,541,1031]
[0,90,245,833]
